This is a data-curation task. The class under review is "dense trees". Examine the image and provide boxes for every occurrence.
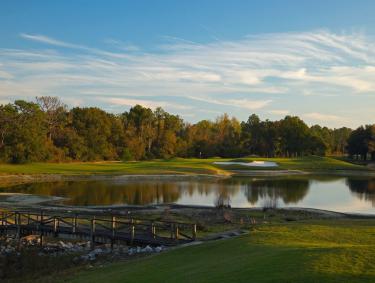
[121,106,185,159]
[0,96,361,164]
[240,115,327,157]
[347,125,375,160]
[0,101,48,163]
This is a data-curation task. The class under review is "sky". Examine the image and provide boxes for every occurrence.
[1,0,375,128]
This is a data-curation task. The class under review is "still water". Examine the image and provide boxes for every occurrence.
[1,175,375,214]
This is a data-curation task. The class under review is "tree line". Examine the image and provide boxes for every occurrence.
[347,125,375,161]
[0,96,368,164]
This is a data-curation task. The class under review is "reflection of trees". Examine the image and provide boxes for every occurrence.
[0,177,310,206]
[346,178,375,206]
[240,178,310,205]
[1,181,182,205]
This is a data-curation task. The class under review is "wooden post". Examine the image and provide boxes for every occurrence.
[53,216,58,237]
[170,223,174,239]
[15,212,21,250]
[111,216,116,250]
[72,214,78,233]
[4,211,7,236]
[151,222,156,239]
[90,217,96,249]
[40,210,44,247]
[0,212,3,235]
[3,212,7,235]
[27,213,30,225]
[16,212,21,240]
[130,225,135,245]
[192,224,197,240]
[175,224,179,240]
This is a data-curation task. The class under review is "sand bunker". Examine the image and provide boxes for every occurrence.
[213,161,278,167]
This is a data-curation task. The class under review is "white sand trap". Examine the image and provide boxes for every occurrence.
[213,161,278,167]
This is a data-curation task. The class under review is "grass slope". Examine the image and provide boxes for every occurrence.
[0,156,367,176]
[64,220,375,283]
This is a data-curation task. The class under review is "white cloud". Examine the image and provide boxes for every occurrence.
[185,96,271,110]
[105,97,191,110]
[224,99,272,110]
[20,33,83,49]
[268,109,290,115]
[303,112,341,121]
[0,30,373,127]
[0,70,13,79]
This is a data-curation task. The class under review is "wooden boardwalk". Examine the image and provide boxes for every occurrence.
[0,209,197,248]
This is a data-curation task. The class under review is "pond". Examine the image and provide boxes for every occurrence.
[1,175,375,214]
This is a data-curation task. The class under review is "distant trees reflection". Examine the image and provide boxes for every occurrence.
[346,178,375,206]
[1,176,374,207]
[242,178,310,205]
[1,178,307,206]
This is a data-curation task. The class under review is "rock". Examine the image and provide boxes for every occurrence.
[155,246,162,253]
[128,247,136,255]
[143,245,153,253]
[80,254,89,261]
[88,253,96,261]
[92,248,103,255]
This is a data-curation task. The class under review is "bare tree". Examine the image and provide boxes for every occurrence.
[36,96,67,140]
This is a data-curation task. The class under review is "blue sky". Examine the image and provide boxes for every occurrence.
[1,0,375,128]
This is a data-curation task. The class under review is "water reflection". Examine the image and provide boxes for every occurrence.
[346,178,375,206]
[240,178,310,204]
[0,175,374,213]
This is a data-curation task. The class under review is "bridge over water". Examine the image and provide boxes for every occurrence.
[0,209,197,248]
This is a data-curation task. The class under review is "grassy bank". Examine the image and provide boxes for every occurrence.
[63,219,375,283]
[0,156,368,176]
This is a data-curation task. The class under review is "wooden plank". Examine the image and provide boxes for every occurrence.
[0,209,196,247]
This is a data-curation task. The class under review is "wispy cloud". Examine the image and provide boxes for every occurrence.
[0,30,374,126]
[104,97,191,110]
[186,96,271,110]
[20,33,83,49]
[268,109,290,116]
[303,112,342,121]
[224,99,272,110]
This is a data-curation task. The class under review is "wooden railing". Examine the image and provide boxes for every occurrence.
[0,209,197,248]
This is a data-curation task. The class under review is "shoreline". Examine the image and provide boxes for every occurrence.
[0,173,229,187]
[1,168,375,187]
[0,195,374,219]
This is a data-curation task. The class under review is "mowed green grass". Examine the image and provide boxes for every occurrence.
[0,156,367,175]
[63,220,375,283]
[224,156,368,171]
[0,159,227,175]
